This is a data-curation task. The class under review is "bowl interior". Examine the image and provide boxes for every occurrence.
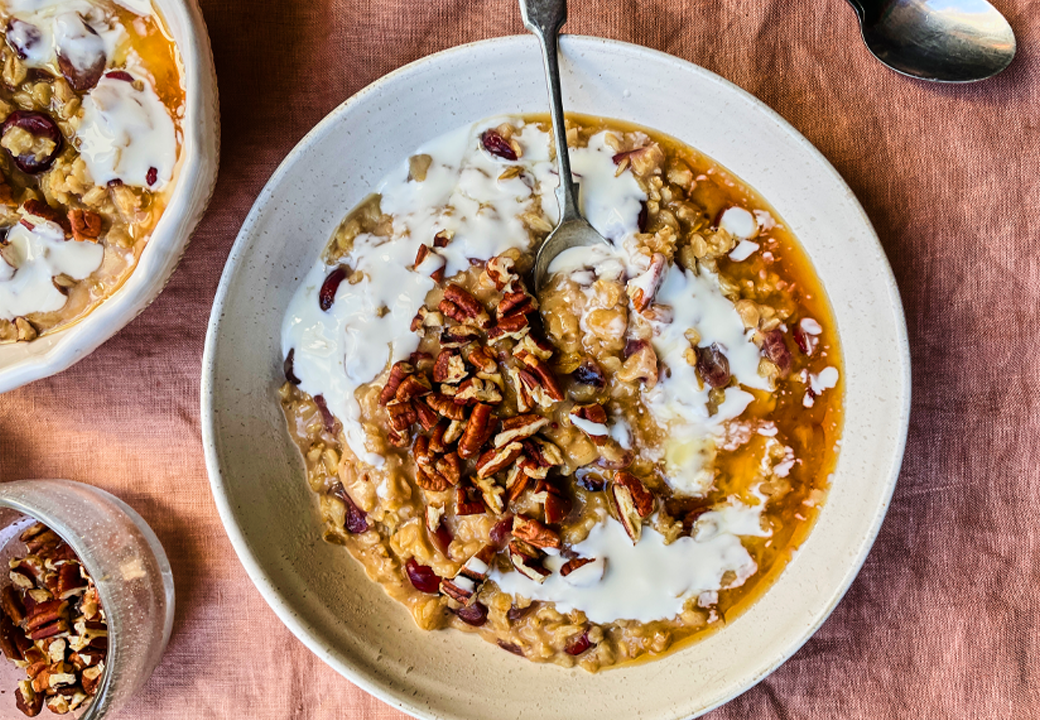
[0,0,219,393]
[203,35,910,720]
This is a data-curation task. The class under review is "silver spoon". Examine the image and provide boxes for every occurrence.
[521,0,609,292]
[848,0,1016,82]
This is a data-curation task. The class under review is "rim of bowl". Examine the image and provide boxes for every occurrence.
[0,0,221,393]
[202,33,911,720]
[0,479,176,720]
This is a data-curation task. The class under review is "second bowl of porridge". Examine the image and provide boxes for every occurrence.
[0,0,219,392]
[204,35,909,720]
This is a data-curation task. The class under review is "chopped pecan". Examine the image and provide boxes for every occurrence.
[507,366,535,412]
[473,475,505,515]
[614,471,655,517]
[454,377,502,405]
[425,393,467,421]
[413,243,431,267]
[415,465,453,492]
[440,284,491,328]
[483,254,519,291]
[487,313,530,342]
[443,419,466,445]
[616,341,659,388]
[386,400,417,433]
[560,557,595,577]
[458,403,495,459]
[512,516,561,549]
[524,437,564,468]
[515,351,564,402]
[413,399,439,430]
[440,325,482,348]
[435,453,462,486]
[476,441,523,479]
[459,545,496,582]
[67,209,101,243]
[508,540,550,583]
[516,333,554,361]
[410,306,444,333]
[440,574,477,603]
[505,464,532,502]
[626,253,666,312]
[464,345,498,375]
[455,484,486,515]
[497,291,537,318]
[395,373,431,402]
[494,414,549,448]
[379,361,413,406]
[433,349,468,384]
[433,229,453,248]
[541,483,573,525]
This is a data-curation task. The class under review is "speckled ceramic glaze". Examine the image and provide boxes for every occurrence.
[202,35,910,720]
[0,0,220,393]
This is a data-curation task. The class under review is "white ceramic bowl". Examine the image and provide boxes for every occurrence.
[0,0,220,393]
[203,35,910,720]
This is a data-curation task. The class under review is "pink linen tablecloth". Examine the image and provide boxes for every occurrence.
[2,0,1038,717]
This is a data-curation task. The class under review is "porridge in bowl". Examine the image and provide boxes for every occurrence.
[279,115,843,671]
[0,0,183,343]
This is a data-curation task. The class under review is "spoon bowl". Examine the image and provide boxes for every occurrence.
[520,0,610,291]
[849,0,1016,82]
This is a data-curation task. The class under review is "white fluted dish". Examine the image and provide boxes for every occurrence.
[202,35,910,720]
[0,0,220,393]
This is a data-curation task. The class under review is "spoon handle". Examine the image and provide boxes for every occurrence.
[519,0,582,224]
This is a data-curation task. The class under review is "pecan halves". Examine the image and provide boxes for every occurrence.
[458,403,495,459]
[379,361,414,406]
[440,283,491,329]
[515,351,564,404]
[433,349,468,384]
[508,540,550,583]
[425,393,467,421]
[487,313,530,342]
[494,414,549,448]
[611,471,655,543]
[68,209,102,243]
[512,515,561,549]
[476,441,523,479]
[497,291,537,319]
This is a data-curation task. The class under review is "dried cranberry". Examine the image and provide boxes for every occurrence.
[283,348,301,385]
[497,640,524,656]
[695,343,731,389]
[404,558,441,594]
[637,200,649,232]
[452,602,488,627]
[1,111,63,174]
[56,17,106,91]
[792,324,812,355]
[481,129,517,161]
[332,485,368,534]
[146,166,158,186]
[489,516,514,548]
[105,70,134,82]
[5,19,42,60]
[544,488,573,525]
[762,329,792,376]
[313,394,338,434]
[318,266,346,311]
[623,338,649,359]
[507,603,536,623]
[571,357,606,389]
[565,630,594,655]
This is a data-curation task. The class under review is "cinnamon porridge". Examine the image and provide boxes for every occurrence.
[0,0,183,343]
[279,114,843,671]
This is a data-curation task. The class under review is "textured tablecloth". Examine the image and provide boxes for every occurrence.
[2,0,1037,717]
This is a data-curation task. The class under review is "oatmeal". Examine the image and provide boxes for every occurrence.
[0,0,183,342]
[279,115,843,671]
